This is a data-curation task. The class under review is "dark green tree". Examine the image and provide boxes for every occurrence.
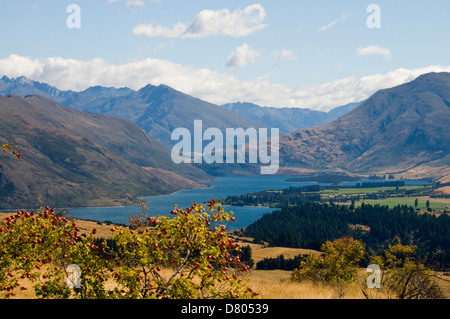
[240,245,254,268]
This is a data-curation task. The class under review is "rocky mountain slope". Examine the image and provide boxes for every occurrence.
[0,76,264,149]
[0,94,209,209]
[279,72,450,179]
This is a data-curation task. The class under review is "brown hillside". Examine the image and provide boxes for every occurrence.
[279,72,450,180]
[0,95,208,209]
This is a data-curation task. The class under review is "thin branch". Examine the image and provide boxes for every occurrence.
[160,250,191,293]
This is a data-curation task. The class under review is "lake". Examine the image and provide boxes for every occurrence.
[70,175,314,230]
[69,176,432,230]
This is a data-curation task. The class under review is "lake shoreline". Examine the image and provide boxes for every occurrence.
[67,176,303,230]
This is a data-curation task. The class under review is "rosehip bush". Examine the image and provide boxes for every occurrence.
[0,201,257,299]
[109,200,255,299]
[0,206,109,299]
[0,207,72,298]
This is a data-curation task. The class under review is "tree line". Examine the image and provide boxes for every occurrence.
[256,254,306,271]
[218,182,434,208]
[220,185,322,208]
[243,203,450,269]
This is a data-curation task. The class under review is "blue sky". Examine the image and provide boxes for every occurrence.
[1,0,450,111]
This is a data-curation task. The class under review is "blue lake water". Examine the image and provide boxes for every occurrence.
[70,175,314,230]
[69,176,432,230]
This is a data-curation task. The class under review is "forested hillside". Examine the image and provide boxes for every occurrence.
[243,203,450,268]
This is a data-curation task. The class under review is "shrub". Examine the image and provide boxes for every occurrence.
[0,200,256,299]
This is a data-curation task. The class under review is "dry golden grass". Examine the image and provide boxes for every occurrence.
[229,234,321,265]
[433,186,450,197]
[8,268,449,300]
[2,213,449,299]
[246,269,450,299]
[435,273,450,298]
[245,270,365,299]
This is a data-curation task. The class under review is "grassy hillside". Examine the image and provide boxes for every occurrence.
[279,72,450,179]
[0,95,209,209]
[1,212,448,299]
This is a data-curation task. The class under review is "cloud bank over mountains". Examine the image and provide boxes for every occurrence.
[1,54,449,112]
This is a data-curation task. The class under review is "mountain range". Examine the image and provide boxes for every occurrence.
[221,101,360,134]
[0,76,357,148]
[0,76,263,149]
[1,72,449,208]
[279,72,450,180]
[0,94,209,209]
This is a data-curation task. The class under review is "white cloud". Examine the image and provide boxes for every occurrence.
[133,22,187,38]
[1,54,449,112]
[127,0,144,7]
[279,50,296,61]
[274,49,296,64]
[319,13,352,31]
[357,45,392,60]
[133,4,266,38]
[225,44,260,68]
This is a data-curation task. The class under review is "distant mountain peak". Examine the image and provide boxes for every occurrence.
[139,83,158,91]
[80,85,134,98]
[17,75,32,83]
